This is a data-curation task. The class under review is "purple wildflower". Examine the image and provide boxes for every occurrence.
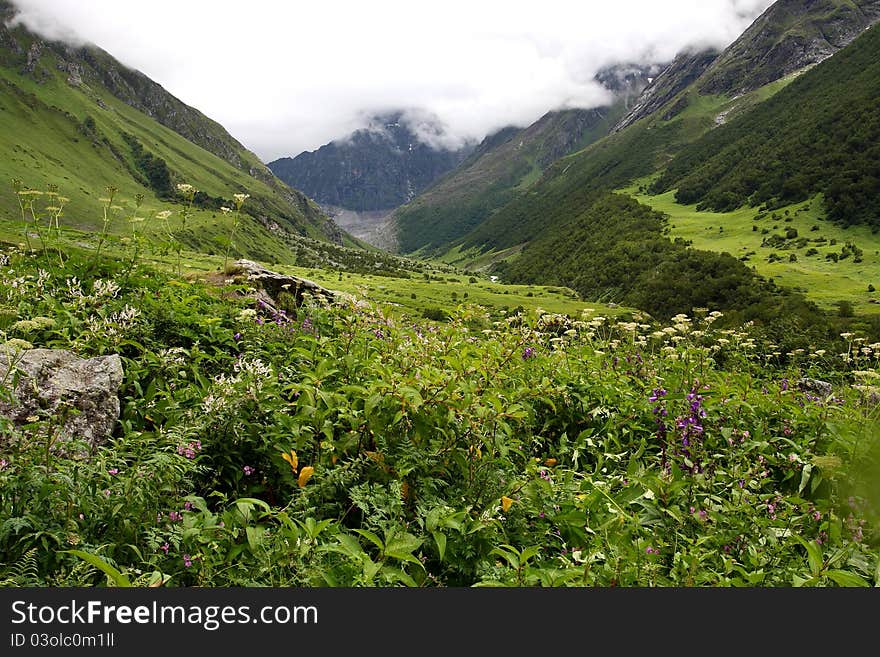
[649,388,667,402]
[522,346,536,360]
[160,543,169,554]
[183,554,193,568]
[243,465,255,476]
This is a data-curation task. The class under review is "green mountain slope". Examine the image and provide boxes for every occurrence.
[0,1,352,260]
[652,22,880,228]
[391,106,625,254]
[461,3,880,257]
[389,65,655,255]
[434,0,880,328]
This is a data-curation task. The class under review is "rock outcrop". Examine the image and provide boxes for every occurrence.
[233,259,336,311]
[0,349,124,449]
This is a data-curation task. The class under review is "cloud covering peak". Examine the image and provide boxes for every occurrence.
[8,0,775,160]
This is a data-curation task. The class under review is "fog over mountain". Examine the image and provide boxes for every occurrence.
[8,0,774,160]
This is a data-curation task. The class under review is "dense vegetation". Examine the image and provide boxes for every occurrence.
[496,193,841,348]
[1,225,878,587]
[653,24,880,229]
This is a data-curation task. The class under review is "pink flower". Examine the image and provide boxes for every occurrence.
[160,543,169,554]
[108,468,119,475]
[243,465,255,476]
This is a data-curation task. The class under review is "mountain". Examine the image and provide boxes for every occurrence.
[696,0,880,96]
[432,0,880,323]
[0,0,352,263]
[612,49,719,133]
[652,19,880,227]
[266,112,474,241]
[616,0,880,133]
[387,63,658,255]
[455,0,880,256]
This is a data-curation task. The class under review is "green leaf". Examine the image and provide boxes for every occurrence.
[380,566,418,587]
[519,546,542,565]
[798,463,812,495]
[432,531,447,562]
[354,529,385,552]
[324,534,365,559]
[64,550,131,587]
[489,545,519,569]
[384,532,423,565]
[826,570,870,588]
[245,526,264,552]
[796,536,823,576]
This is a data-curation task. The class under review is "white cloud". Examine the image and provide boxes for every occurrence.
[8,0,775,160]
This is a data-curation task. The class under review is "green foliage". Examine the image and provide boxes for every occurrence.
[122,133,173,199]
[497,193,831,349]
[1,244,877,588]
[654,25,880,230]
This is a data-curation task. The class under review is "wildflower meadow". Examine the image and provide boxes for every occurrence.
[1,199,877,588]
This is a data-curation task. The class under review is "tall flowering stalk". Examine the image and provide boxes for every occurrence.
[88,185,119,273]
[223,193,249,274]
[44,183,68,267]
[12,178,32,252]
[121,193,146,287]
[174,184,197,277]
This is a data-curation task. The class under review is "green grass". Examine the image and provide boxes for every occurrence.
[260,266,628,321]
[3,218,628,322]
[624,182,880,315]
[0,42,341,256]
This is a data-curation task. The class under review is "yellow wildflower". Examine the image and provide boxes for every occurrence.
[297,466,314,488]
[281,450,298,473]
[501,496,514,513]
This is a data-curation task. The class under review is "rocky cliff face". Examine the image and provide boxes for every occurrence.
[613,0,880,133]
[698,0,880,96]
[612,50,720,132]
[268,112,475,213]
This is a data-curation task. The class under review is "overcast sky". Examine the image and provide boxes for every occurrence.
[9,0,775,161]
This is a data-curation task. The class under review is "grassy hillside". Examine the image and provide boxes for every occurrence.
[653,23,880,230]
[625,183,880,316]
[0,5,354,262]
[391,104,629,254]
